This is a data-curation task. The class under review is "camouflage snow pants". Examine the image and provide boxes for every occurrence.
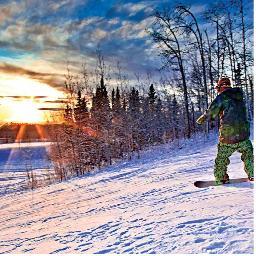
[214,139,254,182]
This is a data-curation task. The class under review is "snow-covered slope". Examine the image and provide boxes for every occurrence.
[0,133,253,254]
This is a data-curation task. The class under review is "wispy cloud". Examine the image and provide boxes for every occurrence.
[0,1,160,83]
[38,107,65,111]
[0,95,48,99]
[43,99,69,104]
[0,62,65,91]
[0,1,23,25]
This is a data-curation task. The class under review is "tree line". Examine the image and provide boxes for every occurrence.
[49,74,196,181]
[48,0,253,182]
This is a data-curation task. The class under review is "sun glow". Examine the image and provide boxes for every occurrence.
[4,98,45,123]
[0,73,63,98]
[0,74,66,123]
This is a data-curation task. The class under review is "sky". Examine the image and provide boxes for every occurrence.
[0,0,253,123]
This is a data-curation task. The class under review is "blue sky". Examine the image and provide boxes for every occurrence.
[0,0,253,122]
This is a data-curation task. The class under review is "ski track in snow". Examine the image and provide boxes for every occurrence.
[0,134,254,254]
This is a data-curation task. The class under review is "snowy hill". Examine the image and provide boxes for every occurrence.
[0,133,253,254]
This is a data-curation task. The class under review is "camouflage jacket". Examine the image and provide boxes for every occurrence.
[205,87,250,144]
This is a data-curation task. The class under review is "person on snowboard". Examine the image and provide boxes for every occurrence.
[196,77,254,185]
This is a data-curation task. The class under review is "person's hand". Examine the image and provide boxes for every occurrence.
[196,114,206,125]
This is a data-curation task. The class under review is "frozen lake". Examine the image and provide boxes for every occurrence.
[0,142,52,172]
[0,142,53,194]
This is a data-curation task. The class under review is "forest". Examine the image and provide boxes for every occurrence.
[48,0,253,182]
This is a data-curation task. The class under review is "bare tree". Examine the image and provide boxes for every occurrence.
[205,0,253,118]
[149,8,191,138]
[236,0,252,119]
[176,5,209,111]
[204,2,226,80]
[205,30,215,101]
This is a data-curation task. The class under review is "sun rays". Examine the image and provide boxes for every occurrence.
[0,73,66,124]
[2,123,50,172]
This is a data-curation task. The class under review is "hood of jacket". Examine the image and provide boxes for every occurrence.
[220,87,244,102]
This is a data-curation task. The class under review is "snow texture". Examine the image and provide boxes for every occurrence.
[0,133,253,254]
[0,142,52,195]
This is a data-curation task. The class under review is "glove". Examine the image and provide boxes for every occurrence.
[196,114,207,125]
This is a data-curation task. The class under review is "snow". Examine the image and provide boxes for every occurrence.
[0,142,52,195]
[0,133,253,254]
[0,142,52,172]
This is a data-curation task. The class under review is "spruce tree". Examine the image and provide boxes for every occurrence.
[148,84,157,107]
[112,87,121,114]
[64,104,73,123]
[111,88,115,110]
[128,87,142,150]
[155,98,165,142]
[115,87,121,112]
[74,90,89,125]
[90,75,111,132]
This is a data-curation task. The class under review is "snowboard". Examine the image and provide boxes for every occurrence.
[194,178,251,188]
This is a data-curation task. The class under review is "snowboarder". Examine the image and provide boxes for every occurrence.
[196,77,254,185]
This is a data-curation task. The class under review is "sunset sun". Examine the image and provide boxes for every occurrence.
[5,99,45,124]
[0,75,66,124]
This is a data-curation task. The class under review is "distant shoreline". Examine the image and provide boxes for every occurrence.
[0,141,53,149]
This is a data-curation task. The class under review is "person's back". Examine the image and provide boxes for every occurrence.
[196,77,253,184]
[216,87,250,144]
